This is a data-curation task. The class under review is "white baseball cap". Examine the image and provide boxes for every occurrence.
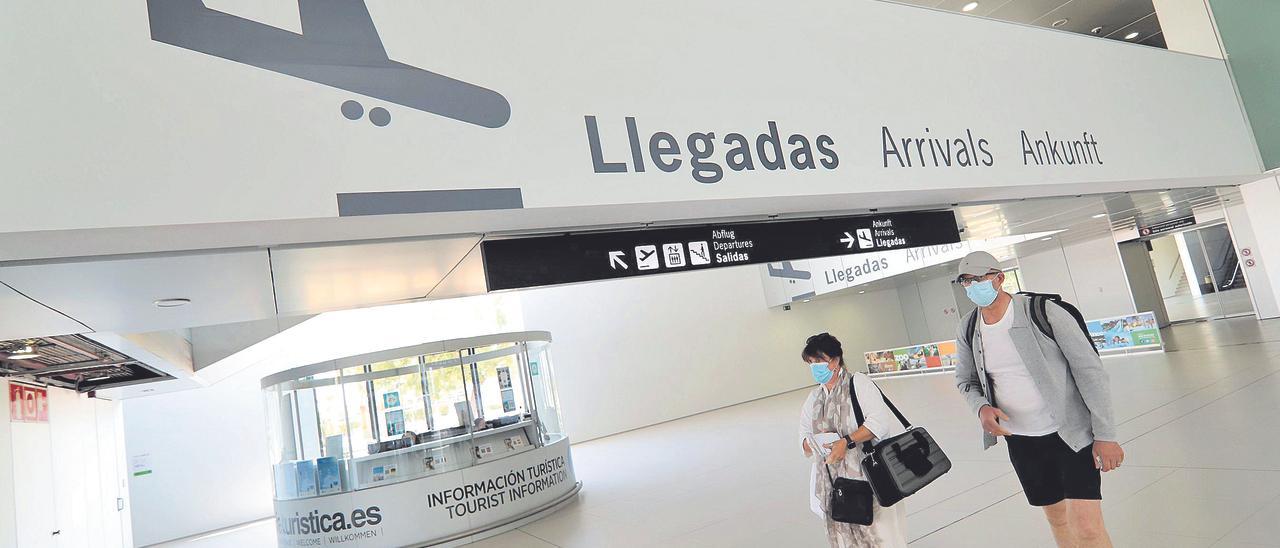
[956,251,1002,280]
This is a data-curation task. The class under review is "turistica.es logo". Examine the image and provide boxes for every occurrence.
[146,0,511,128]
[277,506,383,536]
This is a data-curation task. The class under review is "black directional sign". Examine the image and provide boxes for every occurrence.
[1137,215,1196,238]
[481,210,960,291]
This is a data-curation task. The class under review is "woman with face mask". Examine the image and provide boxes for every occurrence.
[798,333,909,548]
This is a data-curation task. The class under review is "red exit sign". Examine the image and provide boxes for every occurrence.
[8,383,48,423]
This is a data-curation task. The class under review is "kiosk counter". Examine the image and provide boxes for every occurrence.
[260,331,579,547]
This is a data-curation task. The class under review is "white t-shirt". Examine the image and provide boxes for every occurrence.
[980,304,1058,436]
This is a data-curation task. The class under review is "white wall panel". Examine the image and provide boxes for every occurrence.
[1016,244,1082,305]
[1238,177,1280,319]
[1062,234,1137,319]
[0,381,16,548]
[1017,234,1136,319]
[896,282,933,344]
[919,274,963,342]
[122,379,274,546]
[1,385,127,547]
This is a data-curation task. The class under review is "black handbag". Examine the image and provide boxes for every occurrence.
[850,377,952,507]
[824,465,874,525]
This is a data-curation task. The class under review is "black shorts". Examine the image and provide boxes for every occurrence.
[1006,433,1101,506]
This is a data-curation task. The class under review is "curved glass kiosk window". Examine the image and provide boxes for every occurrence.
[261,332,578,547]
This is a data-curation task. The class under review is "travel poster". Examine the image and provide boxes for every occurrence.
[1085,312,1162,352]
[863,350,899,374]
[864,341,960,376]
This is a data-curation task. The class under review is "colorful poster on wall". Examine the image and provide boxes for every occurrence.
[865,341,959,377]
[1086,312,1162,352]
[864,350,899,374]
[937,342,959,368]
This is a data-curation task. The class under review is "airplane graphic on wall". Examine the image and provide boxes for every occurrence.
[146,0,511,128]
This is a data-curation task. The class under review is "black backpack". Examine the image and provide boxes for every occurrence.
[964,292,1096,355]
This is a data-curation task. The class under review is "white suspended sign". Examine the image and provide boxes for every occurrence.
[1,0,1260,235]
[761,231,1061,307]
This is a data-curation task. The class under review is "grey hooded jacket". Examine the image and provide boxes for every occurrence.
[955,294,1117,451]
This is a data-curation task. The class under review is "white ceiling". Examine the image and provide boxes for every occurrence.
[0,188,1237,343]
[269,236,483,316]
[0,250,276,338]
[0,281,90,341]
[829,188,1234,296]
[0,184,1242,400]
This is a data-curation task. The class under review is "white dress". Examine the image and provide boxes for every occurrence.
[799,371,909,548]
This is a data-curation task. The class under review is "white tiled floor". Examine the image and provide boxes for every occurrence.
[158,317,1280,547]
[1164,289,1254,323]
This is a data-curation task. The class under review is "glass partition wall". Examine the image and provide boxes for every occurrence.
[263,332,565,500]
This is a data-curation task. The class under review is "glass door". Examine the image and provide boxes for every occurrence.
[1197,224,1252,318]
[1155,224,1253,323]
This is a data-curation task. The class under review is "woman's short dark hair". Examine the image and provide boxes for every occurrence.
[802,332,844,363]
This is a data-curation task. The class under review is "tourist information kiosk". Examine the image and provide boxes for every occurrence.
[261,332,578,547]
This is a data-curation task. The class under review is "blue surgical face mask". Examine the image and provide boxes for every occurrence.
[809,361,834,384]
[965,279,999,307]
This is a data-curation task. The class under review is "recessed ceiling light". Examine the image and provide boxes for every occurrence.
[962,2,980,12]
[7,345,39,360]
[1092,213,1107,219]
[858,290,866,294]
[1125,32,1140,40]
[1051,18,1070,28]
[1090,26,1105,34]
[154,298,191,308]
[802,299,812,303]
[1041,237,1053,241]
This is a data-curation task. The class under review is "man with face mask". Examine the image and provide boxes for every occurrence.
[952,251,1122,548]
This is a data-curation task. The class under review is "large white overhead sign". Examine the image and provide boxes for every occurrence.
[0,0,1259,235]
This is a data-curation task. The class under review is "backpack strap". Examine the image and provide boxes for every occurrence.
[1016,291,1056,340]
[1015,291,1099,355]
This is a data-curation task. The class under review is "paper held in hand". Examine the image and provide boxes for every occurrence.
[806,432,841,463]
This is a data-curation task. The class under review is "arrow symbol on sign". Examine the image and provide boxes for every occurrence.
[840,232,856,249]
[609,251,628,270]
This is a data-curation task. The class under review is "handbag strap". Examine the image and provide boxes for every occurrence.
[848,375,912,453]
